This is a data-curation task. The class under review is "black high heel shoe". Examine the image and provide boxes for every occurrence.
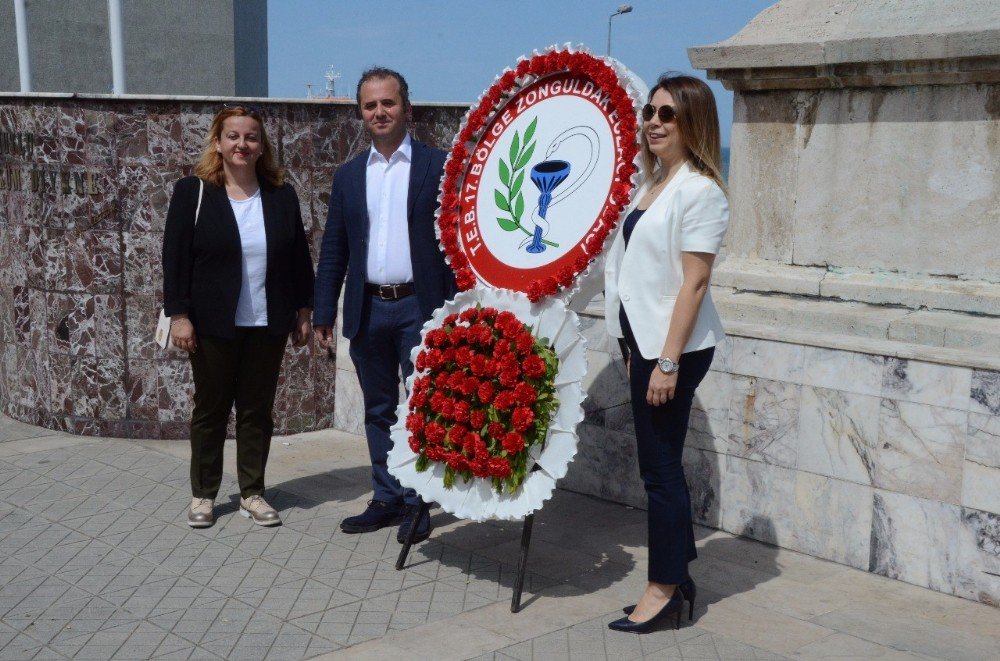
[608,591,684,634]
[622,578,697,620]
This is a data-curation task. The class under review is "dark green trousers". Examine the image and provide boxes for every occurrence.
[189,327,288,499]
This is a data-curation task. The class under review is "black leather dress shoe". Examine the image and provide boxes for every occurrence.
[608,592,684,634]
[396,504,432,544]
[340,500,404,533]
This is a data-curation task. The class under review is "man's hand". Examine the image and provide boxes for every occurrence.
[293,308,312,347]
[314,325,334,350]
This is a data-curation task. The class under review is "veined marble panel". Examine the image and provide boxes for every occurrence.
[970,369,1000,416]
[687,370,732,454]
[962,461,1000,515]
[333,368,365,437]
[791,472,873,569]
[583,349,630,411]
[684,447,725,529]
[881,358,971,411]
[564,423,645,509]
[801,346,883,397]
[730,336,804,383]
[721,455,797,548]
[709,335,733,374]
[726,376,801,468]
[870,490,963,595]
[875,400,966,503]
[967,412,1000,469]
[958,508,1000,606]
[796,386,877,485]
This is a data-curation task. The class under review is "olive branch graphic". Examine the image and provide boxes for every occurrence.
[494,117,558,248]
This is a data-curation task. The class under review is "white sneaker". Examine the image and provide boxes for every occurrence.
[188,497,214,528]
[239,495,281,526]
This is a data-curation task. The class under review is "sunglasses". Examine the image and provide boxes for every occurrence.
[641,104,677,123]
[222,102,266,117]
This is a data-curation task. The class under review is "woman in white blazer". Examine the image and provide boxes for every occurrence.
[606,74,729,634]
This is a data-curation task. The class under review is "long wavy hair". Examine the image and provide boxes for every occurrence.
[194,105,283,187]
[641,73,725,192]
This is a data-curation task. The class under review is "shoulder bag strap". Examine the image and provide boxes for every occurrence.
[194,178,204,226]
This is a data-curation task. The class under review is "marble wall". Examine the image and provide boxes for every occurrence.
[562,313,1000,607]
[0,95,464,438]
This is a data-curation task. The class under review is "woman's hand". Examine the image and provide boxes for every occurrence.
[293,308,312,347]
[647,369,678,406]
[170,316,198,353]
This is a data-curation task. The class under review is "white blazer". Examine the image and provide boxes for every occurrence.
[604,162,729,359]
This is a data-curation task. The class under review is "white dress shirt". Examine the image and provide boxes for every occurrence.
[230,189,269,327]
[365,133,414,285]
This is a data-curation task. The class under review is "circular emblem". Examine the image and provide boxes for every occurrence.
[437,48,641,301]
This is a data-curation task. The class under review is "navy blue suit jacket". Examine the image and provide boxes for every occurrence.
[313,139,457,339]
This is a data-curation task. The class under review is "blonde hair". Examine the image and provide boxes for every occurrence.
[641,74,726,192]
[194,105,284,187]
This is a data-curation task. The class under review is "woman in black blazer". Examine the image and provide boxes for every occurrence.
[162,104,314,529]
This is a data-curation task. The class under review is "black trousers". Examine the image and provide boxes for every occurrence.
[621,309,714,584]
[188,327,287,499]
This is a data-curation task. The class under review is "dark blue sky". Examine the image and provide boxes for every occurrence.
[267,1,776,146]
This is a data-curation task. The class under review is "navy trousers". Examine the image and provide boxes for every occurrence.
[621,309,714,584]
[349,294,422,506]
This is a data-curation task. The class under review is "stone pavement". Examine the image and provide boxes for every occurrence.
[0,414,999,660]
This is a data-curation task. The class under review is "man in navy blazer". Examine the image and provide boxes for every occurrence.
[314,67,456,543]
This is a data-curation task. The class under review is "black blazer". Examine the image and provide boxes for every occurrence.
[162,176,315,339]
[313,139,457,339]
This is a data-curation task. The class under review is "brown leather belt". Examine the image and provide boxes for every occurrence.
[365,282,415,301]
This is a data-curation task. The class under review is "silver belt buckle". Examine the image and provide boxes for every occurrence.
[378,284,396,300]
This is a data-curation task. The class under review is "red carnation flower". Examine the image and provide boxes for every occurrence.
[456,268,477,291]
[408,436,422,453]
[450,325,469,346]
[434,372,449,390]
[405,413,425,434]
[502,431,525,454]
[469,409,487,430]
[415,352,427,371]
[450,252,469,269]
[515,59,531,77]
[487,421,506,440]
[499,369,519,388]
[447,452,469,473]
[426,445,446,461]
[460,375,479,396]
[452,144,468,163]
[458,125,475,144]
[557,265,575,288]
[575,254,591,272]
[514,381,538,406]
[441,191,458,210]
[514,333,534,356]
[488,457,512,479]
[523,354,546,379]
[448,424,468,448]
[477,381,495,404]
[472,459,491,478]
[410,389,428,408]
[512,407,535,433]
[527,280,544,302]
[459,308,478,323]
[425,422,446,445]
[445,157,463,177]
[443,312,459,326]
[470,354,489,377]
[493,390,515,411]
[479,307,498,321]
[453,400,471,423]
[441,346,456,364]
[499,70,516,89]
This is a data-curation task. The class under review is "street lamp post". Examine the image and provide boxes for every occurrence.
[607,4,633,57]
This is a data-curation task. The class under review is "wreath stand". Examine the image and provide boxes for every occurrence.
[395,502,536,613]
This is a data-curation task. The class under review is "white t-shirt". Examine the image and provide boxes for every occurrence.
[230,189,268,327]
